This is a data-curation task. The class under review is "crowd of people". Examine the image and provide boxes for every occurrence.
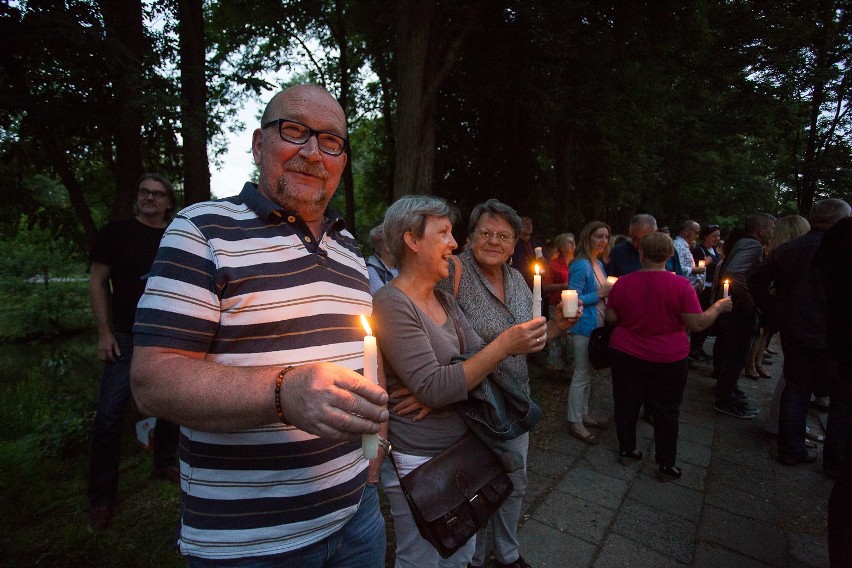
[82,83,851,567]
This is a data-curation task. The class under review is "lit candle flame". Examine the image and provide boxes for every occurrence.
[360,315,373,336]
[535,264,540,276]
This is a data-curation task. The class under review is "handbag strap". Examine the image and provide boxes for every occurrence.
[435,290,466,354]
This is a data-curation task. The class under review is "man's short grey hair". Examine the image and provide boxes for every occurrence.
[629,214,657,230]
[382,195,458,262]
[369,224,384,247]
[809,198,851,230]
[467,199,523,237]
[745,212,776,235]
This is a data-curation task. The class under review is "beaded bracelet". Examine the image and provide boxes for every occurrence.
[274,366,295,423]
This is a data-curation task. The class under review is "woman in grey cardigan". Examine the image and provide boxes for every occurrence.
[372,195,546,568]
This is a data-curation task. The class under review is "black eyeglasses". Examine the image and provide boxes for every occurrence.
[138,188,169,199]
[261,118,347,156]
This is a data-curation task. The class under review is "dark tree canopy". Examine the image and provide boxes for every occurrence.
[1,0,850,257]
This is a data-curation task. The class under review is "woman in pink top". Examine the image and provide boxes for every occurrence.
[605,232,731,481]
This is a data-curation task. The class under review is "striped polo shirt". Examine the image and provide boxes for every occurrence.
[133,182,372,559]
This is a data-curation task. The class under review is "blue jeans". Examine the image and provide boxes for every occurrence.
[87,332,179,506]
[185,484,385,568]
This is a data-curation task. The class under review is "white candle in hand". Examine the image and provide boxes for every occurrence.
[606,276,618,285]
[532,264,542,319]
[698,260,705,268]
[360,315,379,459]
[534,246,543,259]
[561,289,578,317]
[723,279,730,299]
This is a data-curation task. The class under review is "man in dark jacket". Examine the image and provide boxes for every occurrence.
[712,213,775,418]
[749,199,851,468]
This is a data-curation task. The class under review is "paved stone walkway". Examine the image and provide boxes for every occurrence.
[504,338,832,568]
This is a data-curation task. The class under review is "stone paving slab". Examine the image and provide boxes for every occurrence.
[509,336,833,568]
[699,504,787,566]
[517,518,597,568]
[594,533,689,568]
[693,541,774,568]
[626,476,704,524]
[556,468,630,510]
[535,489,616,544]
[609,499,698,564]
[703,479,780,524]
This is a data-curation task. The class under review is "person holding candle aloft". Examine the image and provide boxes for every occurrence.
[437,200,580,568]
[373,195,549,568]
[567,221,614,445]
[606,232,732,481]
[711,213,775,419]
[689,224,723,362]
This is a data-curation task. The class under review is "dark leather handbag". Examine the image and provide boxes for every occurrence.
[588,324,615,370]
[387,433,514,558]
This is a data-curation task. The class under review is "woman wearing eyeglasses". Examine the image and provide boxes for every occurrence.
[373,196,550,567]
[435,200,580,568]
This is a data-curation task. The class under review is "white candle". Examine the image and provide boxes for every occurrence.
[723,279,730,299]
[561,289,578,317]
[606,276,618,285]
[532,265,542,319]
[698,260,705,268]
[360,315,379,459]
[534,246,543,259]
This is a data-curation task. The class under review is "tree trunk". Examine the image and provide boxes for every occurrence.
[392,0,475,200]
[100,0,145,219]
[333,0,356,231]
[178,0,210,206]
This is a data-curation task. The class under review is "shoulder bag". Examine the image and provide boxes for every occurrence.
[385,434,513,558]
[588,324,615,370]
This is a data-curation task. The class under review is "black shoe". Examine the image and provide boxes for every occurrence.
[735,399,759,414]
[658,465,683,482]
[495,555,532,568]
[619,449,643,465]
[733,388,749,401]
[714,402,757,419]
[777,452,818,466]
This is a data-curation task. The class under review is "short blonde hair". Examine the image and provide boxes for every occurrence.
[770,215,810,251]
[639,232,675,263]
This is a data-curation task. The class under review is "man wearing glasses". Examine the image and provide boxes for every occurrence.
[131,85,388,566]
[86,173,181,532]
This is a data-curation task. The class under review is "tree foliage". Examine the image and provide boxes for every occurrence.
[2,0,850,259]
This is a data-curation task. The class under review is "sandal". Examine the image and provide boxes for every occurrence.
[570,428,599,445]
[744,369,761,380]
[618,449,643,465]
[658,465,682,482]
[755,366,771,379]
[583,417,610,429]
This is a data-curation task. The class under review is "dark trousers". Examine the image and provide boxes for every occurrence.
[87,332,180,507]
[689,288,714,354]
[829,359,852,567]
[778,340,842,463]
[712,307,756,405]
[610,349,688,467]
